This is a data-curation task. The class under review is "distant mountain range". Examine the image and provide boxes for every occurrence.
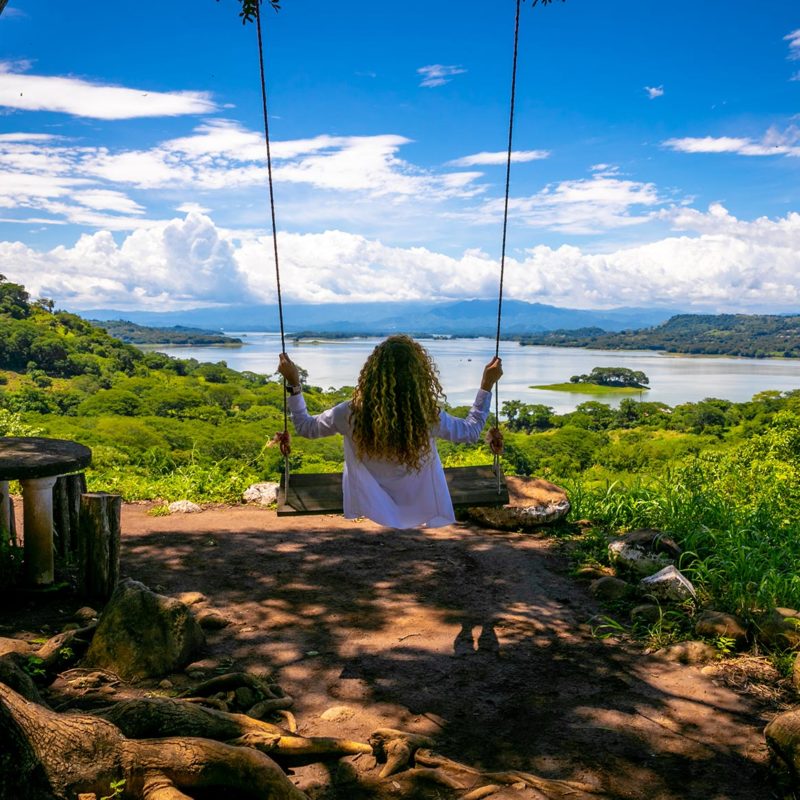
[83,300,681,337]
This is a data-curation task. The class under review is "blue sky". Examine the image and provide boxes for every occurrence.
[1,0,799,313]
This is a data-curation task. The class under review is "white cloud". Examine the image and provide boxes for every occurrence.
[0,61,216,120]
[417,64,467,88]
[664,126,800,157]
[645,85,664,99]
[466,174,664,234]
[177,202,212,215]
[786,29,800,60]
[447,150,550,167]
[791,72,800,82]
[5,204,797,312]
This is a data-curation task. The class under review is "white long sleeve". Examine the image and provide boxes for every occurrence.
[433,389,492,443]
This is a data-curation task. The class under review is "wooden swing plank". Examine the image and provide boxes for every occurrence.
[276,465,509,517]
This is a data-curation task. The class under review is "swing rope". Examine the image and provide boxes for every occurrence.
[490,0,522,492]
[254,2,291,491]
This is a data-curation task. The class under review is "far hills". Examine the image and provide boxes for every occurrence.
[516,314,800,359]
[85,299,679,337]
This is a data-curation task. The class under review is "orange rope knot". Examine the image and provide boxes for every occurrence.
[269,431,292,458]
[485,427,504,455]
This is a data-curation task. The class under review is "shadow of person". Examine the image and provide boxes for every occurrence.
[453,619,500,657]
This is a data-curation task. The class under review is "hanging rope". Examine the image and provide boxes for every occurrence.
[489,0,522,493]
[254,1,292,490]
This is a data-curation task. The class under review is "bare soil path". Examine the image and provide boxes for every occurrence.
[99,503,774,800]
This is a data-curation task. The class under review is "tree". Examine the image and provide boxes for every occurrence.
[570,367,649,388]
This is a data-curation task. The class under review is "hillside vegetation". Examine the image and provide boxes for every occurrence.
[517,313,800,358]
[91,320,243,346]
[2,275,800,625]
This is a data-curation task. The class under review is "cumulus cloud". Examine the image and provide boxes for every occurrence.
[664,125,800,157]
[464,174,664,234]
[417,65,467,88]
[645,85,664,99]
[447,150,550,167]
[4,205,799,312]
[0,61,215,120]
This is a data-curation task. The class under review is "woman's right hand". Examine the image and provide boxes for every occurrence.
[277,352,301,386]
[481,356,503,391]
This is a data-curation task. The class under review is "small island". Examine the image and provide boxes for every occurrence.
[91,320,243,347]
[532,366,650,395]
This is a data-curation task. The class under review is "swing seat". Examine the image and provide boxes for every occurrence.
[277,465,509,517]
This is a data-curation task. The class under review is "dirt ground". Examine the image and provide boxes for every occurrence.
[1,496,785,800]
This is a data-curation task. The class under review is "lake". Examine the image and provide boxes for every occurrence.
[146,333,800,413]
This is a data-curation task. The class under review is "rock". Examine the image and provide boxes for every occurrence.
[608,529,680,577]
[575,566,609,581]
[320,705,356,722]
[589,576,630,602]
[74,606,98,623]
[196,610,231,630]
[243,482,280,505]
[168,500,202,514]
[658,640,717,664]
[464,476,570,531]
[158,678,174,690]
[694,610,748,648]
[765,708,800,777]
[639,565,697,603]
[84,579,206,680]
[793,653,800,692]
[756,608,800,650]
[631,604,663,625]
[177,591,207,606]
[234,686,257,710]
[0,637,33,657]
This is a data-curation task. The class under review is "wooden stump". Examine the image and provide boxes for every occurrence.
[53,472,87,560]
[78,492,121,600]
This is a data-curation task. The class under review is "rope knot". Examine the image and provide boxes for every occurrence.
[269,431,292,458]
[485,427,504,455]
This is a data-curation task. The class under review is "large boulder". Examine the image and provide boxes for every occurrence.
[84,579,205,680]
[464,476,570,531]
[608,528,681,577]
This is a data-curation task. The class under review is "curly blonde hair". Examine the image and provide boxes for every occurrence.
[350,335,445,471]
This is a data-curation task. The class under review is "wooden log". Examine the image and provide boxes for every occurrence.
[53,473,87,560]
[78,492,121,600]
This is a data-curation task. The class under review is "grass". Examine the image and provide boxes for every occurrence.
[530,382,649,395]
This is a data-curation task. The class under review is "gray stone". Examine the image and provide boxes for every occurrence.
[168,500,202,514]
[658,640,717,664]
[608,529,681,577]
[84,578,205,680]
[639,565,697,603]
[694,610,748,648]
[243,482,280,505]
[589,576,630,602]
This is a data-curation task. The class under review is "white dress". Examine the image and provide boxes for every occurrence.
[287,389,492,528]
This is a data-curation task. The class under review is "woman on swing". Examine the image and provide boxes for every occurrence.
[277,335,502,529]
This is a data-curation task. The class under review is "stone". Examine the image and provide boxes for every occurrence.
[84,579,205,680]
[631,604,663,625]
[765,708,800,777]
[177,591,207,606]
[589,576,630,602]
[243,482,280,505]
[694,610,748,648]
[793,653,800,692]
[74,606,98,623]
[608,529,680,577]
[168,500,202,514]
[0,637,33,657]
[464,476,570,531]
[658,640,717,664]
[575,566,609,581]
[320,705,356,722]
[756,607,800,650]
[196,610,231,630]
[158,678,174,690]
[639,565,697,603]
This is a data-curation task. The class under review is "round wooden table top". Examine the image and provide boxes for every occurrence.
[0,437,92,481]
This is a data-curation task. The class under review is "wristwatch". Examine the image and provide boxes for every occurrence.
[287,384,303,396]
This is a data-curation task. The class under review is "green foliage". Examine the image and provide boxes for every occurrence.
[570,366,649,388]
[100,779,126,800]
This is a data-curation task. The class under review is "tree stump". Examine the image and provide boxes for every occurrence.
[53,473,87,560]
[78,493,121,600]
